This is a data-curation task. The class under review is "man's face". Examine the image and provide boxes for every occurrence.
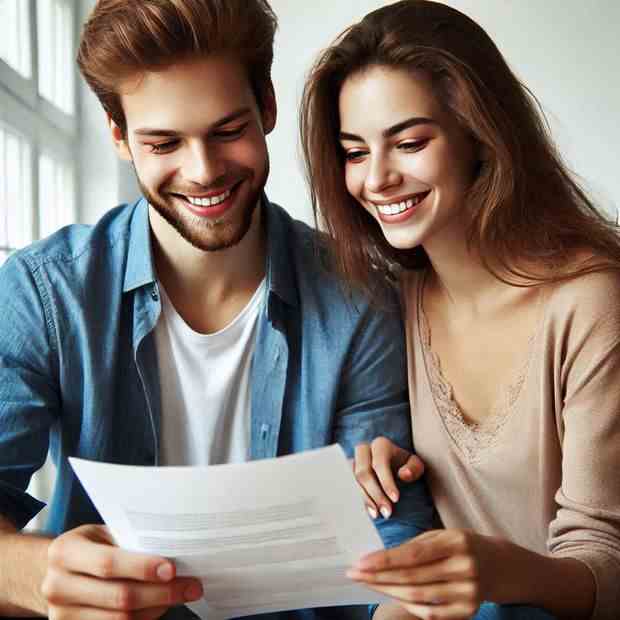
[111,55,276,252]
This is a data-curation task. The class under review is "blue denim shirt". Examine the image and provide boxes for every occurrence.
[0,197,435,619]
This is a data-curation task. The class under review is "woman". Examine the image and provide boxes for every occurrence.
[300,2,620,619]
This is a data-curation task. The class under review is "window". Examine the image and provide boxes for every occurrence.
[0,123,34,265]
[0,0,32,78]
[0,0,77,259]
[38,0,75,115]
[0,0,79,528]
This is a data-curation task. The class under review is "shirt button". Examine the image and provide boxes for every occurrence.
[151,288,159,301]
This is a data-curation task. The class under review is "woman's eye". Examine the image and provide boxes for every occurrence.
[398,139,429,152]
[344,149,367,162]
[148,140,179,154]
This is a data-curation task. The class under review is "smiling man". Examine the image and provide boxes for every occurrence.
[0,1,434,619]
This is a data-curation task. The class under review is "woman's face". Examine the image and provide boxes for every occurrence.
[339,65,479,251]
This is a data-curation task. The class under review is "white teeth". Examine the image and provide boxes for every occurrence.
[185,188,231,207]
[375,194,425,216]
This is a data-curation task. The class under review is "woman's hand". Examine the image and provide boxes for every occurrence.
[348,529,506,620]
[354,437,425,519]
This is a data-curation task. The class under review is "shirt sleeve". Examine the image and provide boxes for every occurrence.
[0,254,60,529]
[332,292,436,545]
[547,271,620,620]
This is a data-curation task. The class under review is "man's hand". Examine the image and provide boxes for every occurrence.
[354,438,425,519]
[42,524,203,619]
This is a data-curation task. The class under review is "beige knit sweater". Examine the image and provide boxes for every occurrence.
[402,269,620,620]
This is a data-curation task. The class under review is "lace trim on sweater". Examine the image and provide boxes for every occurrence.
[418,287,541,464]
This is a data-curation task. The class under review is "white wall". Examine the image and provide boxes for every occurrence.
[78,0,619,225]
[438,0,620,219]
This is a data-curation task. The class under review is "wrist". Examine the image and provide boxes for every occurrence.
[0,530,51,616]
[488,538,595,618]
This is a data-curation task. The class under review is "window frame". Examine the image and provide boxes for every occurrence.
[0,0,79,252]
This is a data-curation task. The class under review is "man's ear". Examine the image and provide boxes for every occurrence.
[108,115,132,161]
[260,84,277,136]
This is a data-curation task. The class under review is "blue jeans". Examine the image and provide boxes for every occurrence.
[476,602,556,620]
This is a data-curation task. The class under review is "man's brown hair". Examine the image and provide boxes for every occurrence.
[77,0,278,137]
[301,0,620,296]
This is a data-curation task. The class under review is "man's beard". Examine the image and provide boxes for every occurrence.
[137,178,261,253]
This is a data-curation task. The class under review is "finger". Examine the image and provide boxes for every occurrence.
[403,602,480,620]
[398,454,425,482]
[48,605,172,620]
[349,552,478,585]
[357,582,479,619]
[354,444,393,519]
[370,438,404,503]
[355,529,449,571]
[48,525,175,583]
[347,575,478,605]
[42,570,203,611]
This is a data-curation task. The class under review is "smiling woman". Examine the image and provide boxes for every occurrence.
[300,1,620,619]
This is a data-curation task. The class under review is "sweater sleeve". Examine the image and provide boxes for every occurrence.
[547,271,620,620]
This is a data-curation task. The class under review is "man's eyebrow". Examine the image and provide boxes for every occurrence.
[133,107,253,137]
[339,116,437,142]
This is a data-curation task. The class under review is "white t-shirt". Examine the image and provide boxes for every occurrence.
[155,280,266,466]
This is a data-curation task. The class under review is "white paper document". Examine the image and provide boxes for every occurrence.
[69,445,389,619]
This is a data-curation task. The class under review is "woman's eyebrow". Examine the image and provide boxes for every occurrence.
[339,116,437,142]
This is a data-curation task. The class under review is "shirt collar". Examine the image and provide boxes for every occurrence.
[122,194,299,309]
[123,198,157,293]
[262,194,299,309]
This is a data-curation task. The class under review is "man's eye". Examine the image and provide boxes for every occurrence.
[148,140,179,154]
[215,123,249,140]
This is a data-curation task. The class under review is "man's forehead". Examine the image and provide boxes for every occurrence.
[118,56,259,133]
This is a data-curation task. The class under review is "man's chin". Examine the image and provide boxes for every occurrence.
[147,193,260,253]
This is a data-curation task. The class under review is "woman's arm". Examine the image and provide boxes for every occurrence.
[349,526,594,619]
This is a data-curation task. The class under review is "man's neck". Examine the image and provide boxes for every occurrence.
[149,205,266,334]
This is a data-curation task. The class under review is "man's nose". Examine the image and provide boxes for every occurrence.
[183,143,226,186]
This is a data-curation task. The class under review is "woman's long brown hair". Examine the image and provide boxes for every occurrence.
[300,0,620,297]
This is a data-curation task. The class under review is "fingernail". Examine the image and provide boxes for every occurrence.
[184,582,203,601]
[157,562,174,581]
[389,491,399,502]
[367,506,378,519]
[380,505,391,519]
[401,467,413,479]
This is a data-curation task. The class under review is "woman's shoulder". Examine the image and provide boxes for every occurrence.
[548,266,620,310]
[545,266,620,346]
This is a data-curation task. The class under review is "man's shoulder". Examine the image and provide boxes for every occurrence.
[4,203,137,273]
[266,201,401,321]
[2,204,135,280]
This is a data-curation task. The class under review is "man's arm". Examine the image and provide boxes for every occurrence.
[0,256,204,617]
[334,299,435,544]
[0,516,49,616]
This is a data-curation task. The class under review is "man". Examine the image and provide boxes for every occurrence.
[0,1,433,618]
